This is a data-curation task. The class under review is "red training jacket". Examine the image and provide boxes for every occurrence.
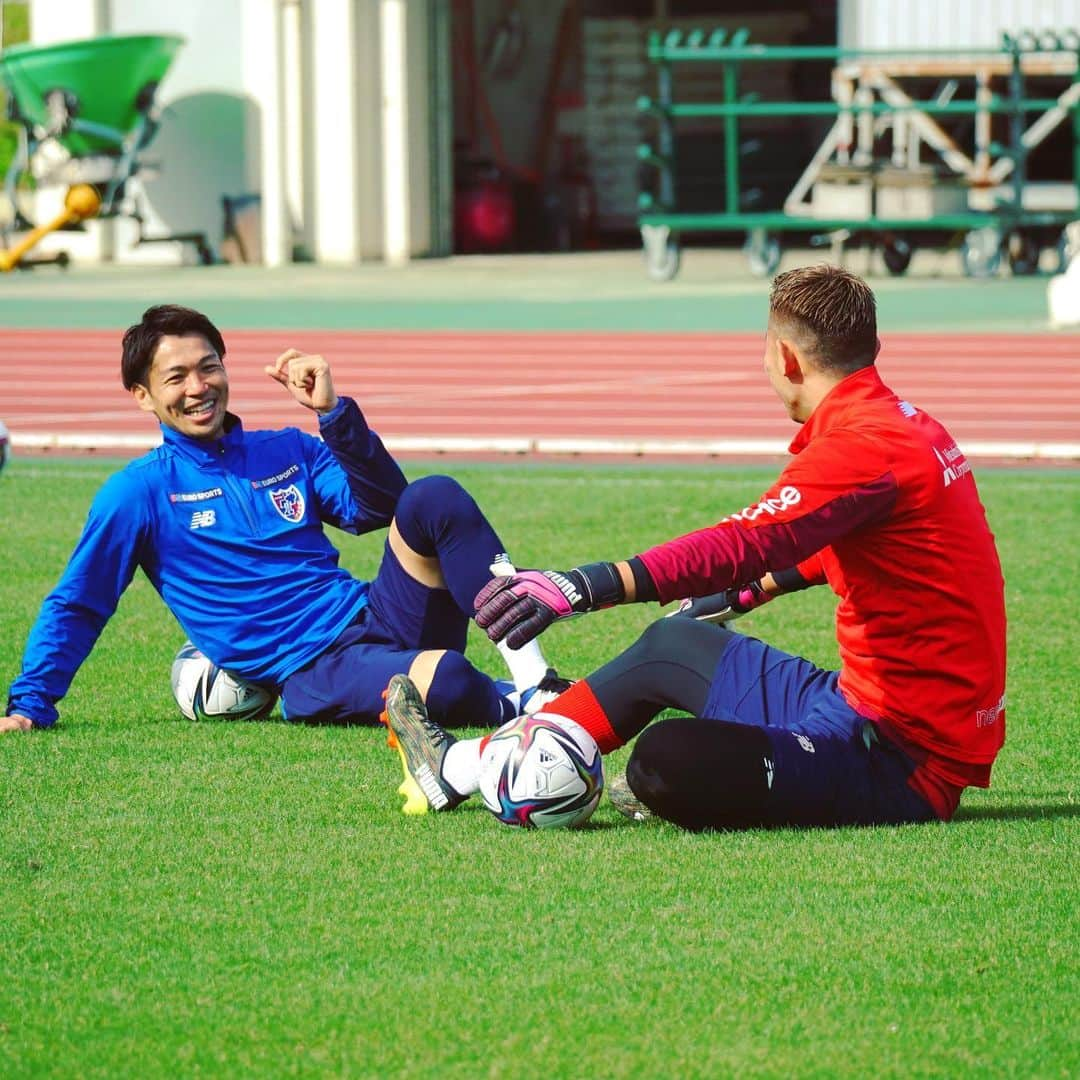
[637,366,1006,809]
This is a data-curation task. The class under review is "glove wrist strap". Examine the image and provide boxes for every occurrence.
[569,561,625,612]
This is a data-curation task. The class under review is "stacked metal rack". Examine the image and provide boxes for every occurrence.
[636,28,1080,280]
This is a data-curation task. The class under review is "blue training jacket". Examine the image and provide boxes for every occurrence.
[7,396,407,727]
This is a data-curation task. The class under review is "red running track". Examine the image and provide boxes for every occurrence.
[2,329,1078,456]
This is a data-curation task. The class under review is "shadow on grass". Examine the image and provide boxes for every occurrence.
[954,803,1079,822]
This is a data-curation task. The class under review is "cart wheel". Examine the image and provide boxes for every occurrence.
[1005,230,1040,276]
[960,227,1002,278]
[744,229,781,277]
[642,224,681,282]
[882,236,913,276]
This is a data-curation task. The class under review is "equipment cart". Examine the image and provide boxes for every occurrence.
[636,29,1080,280]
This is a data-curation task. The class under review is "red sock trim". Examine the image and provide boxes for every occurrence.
[544,681,622,753]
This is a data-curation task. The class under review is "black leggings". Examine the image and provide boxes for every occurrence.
[586,616,736,744]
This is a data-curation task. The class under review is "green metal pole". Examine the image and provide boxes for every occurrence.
[1074,48,1080,215]
[658,55,675,210]
[723,58,739,214]
[1008,39,1025,215]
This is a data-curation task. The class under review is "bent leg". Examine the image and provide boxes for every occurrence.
[372,475,552,690]
[543,616,735,751]
[624,633,940,830]
[627,714,938,830]
[383,474,508,624]
[626,718,774,830]
[587,616,736,743]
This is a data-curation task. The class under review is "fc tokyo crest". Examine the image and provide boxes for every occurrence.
[269,484,305,523]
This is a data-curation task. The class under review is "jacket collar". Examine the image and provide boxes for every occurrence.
[160,413,244,464]
[788,366,889,455]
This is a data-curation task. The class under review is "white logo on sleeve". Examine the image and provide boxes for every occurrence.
[723,485,802,524]
[190,509,217,530]
[933,444,971,488]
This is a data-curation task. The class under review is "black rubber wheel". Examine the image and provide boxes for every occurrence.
[882,236,913,276]
[1006,231,1040,276]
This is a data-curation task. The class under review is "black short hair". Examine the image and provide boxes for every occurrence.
[769,265,878,375]
[121,305,226,390]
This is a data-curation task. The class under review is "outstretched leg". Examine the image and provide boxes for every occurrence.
[378,615,736,811]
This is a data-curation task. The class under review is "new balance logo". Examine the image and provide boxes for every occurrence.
[190,509,217,530]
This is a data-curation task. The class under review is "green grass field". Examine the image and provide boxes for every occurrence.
[1,457,1077,1079]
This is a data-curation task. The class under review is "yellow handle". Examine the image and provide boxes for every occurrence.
[0,184,102,272]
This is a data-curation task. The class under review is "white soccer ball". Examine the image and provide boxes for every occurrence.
[0,420,10,474]
[479,712,604,829]
[169,641,277,722]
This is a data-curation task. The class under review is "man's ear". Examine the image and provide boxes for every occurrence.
[131,383,156,413]
[777,338,805,382]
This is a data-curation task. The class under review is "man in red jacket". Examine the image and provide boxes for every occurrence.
[382,264,1007,830]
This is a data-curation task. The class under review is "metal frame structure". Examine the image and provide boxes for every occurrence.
[636,29,1080,280]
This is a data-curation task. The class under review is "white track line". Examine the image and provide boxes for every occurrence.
[11,432,1080,460]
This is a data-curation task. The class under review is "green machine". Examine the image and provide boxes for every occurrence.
[0,33,212,268]
[637,29,1080,280]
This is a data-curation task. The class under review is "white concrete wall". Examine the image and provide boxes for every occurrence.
[839,0,1080,49]
[24,0,445,266]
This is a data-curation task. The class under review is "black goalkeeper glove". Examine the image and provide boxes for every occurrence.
[667,580,773,624]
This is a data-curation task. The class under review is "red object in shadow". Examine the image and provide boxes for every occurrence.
[455,173,516,253]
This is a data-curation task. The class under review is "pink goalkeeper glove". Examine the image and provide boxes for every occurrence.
[475,563,623,648]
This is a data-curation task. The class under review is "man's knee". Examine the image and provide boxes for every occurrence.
[393,475,480,555]
[627,717,773,831]
[424,649,500,729]
[631,614,737,665]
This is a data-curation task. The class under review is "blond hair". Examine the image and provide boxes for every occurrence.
[769,265,878,374]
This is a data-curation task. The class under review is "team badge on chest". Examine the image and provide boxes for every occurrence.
[269,484,305,522]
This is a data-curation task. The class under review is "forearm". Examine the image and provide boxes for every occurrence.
[318,396,407,526]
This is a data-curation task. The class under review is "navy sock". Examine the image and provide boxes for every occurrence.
[424,650,514,730]
[393,475,506,617]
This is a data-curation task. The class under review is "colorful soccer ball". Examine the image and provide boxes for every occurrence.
[478,712,604,829]
[169,641,277,722]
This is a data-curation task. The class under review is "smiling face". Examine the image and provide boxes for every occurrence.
[131,333,229,440]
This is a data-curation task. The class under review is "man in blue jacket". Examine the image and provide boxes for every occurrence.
[2,304,560,739]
